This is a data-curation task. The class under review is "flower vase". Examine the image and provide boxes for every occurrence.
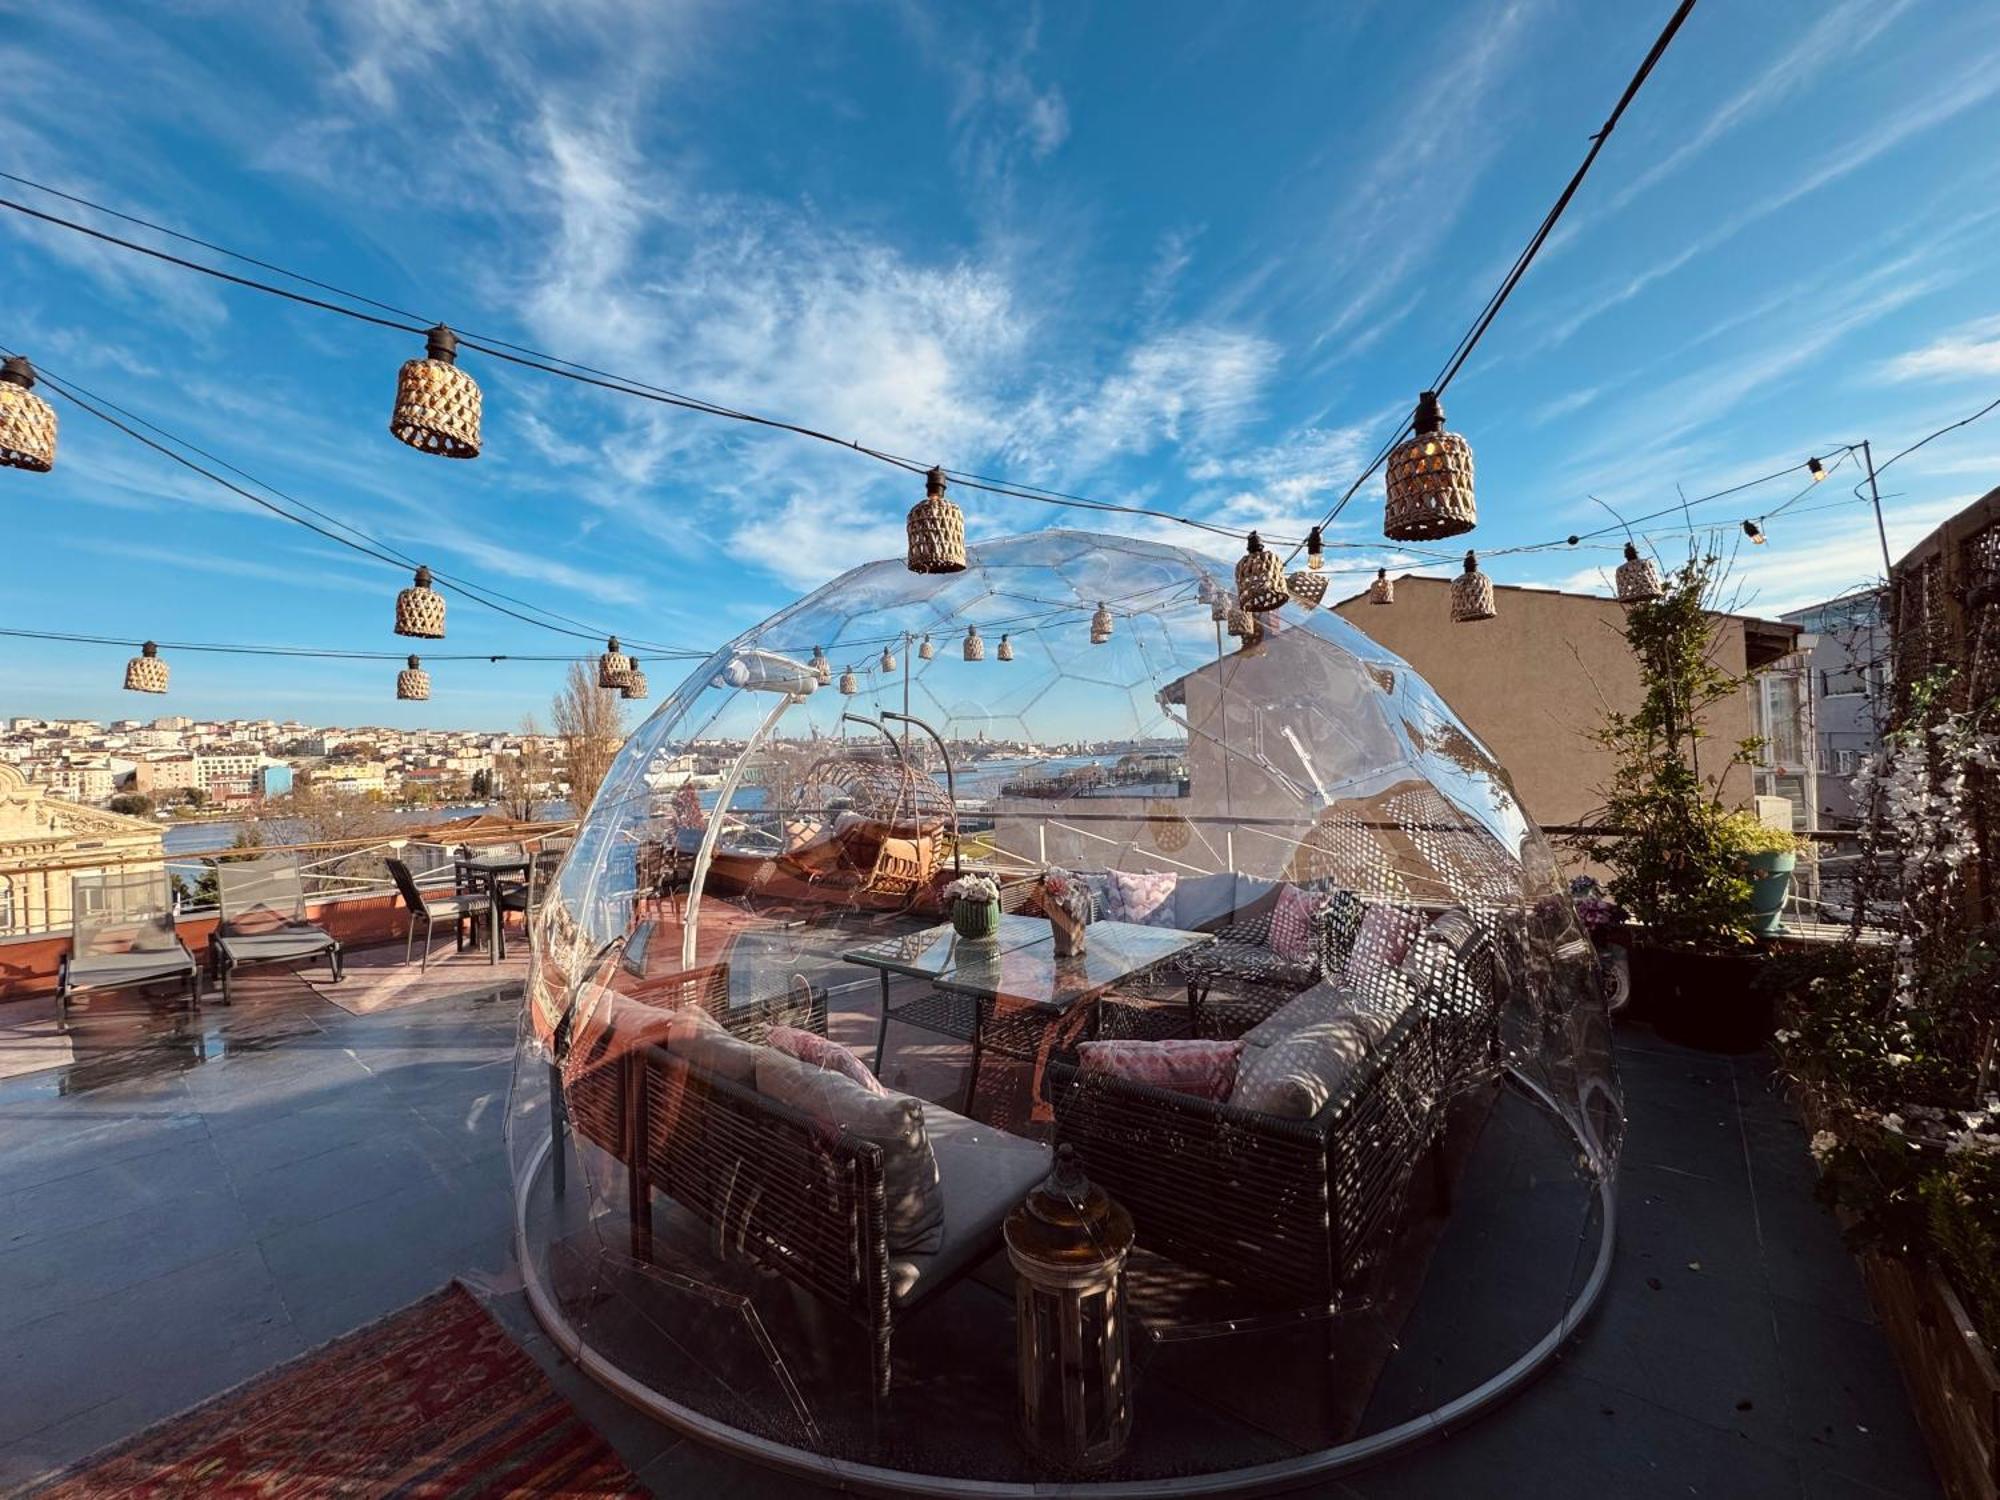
[1048,901,1087,958]
[952,897,1000,942]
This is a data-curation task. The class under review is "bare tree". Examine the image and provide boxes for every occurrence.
[552,662,624,816]
[493,714,553,822]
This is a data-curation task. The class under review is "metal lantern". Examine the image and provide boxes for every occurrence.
[964,625,984,661]
[0,356,57,473]
[810,646,832,685]
[1226,603,1253,638]
[1287,569,1328,610]
[906,465,967,573]
[1235,531,1288,612]
[1209,588,1231,624]
[1614,542,1663,604]
[390,325,481,459]
[880,646,898,674]
[621,667,649,700]
[1090,602,1113,644]
[998,633,1015,661]
[396,654,431,701]
[918,633,935,661]
[1368,567,1395,605]
[123,641,168,694]
[598,636,635,688]
[1306,525,1325,571]
[394,565,447,638]
[1383,390,1475,541]
[1005,1146,1136,1471]
[839,667,859,695]
[1450,550,1496,623]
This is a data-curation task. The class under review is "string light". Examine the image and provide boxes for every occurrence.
[1743,519,1766,545]
[1368,568,1394,606]
[394,565,446,639]
[1288,567,1329,610]
[997,633,1014,661]
[810,645,832,684]
[1807,456,1826,482]
[1383,391,1476,541]
[906,465,967,573]
[621,666,648,700]
[1614,541,1663,604]
[963,625,984,661]
[389,325,481,459]
[123,640,168,693]
[597,636,635,687]
[1090,603,1113,644]
[1306,526,1325,571]
[918,633,935,661]
[0,355,56,472]
[1450,551,1497,623]
[1235,532,1288,612]
[839,666,859,695]
[396,654,431,701]
[880,645,897,674]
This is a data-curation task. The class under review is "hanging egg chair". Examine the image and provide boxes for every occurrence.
[906,466,967,573]
[0,356,57,473]
[1450,550,1497,622]
[395,565,446,638]
[1384,390,1475,541]
[390,325,482,459]
[397,654,431,701]
[123,641,168,694]
[1235,532,1288,612]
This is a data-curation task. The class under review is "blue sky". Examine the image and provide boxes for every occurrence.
[5,0,2000,729]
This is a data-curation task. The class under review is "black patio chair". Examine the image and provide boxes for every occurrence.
[209,853,343,1002]
[495,845,565,940]
[386,856,486,970]
[57,870,200,1031]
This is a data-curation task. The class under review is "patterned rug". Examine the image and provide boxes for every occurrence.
[30,1284,646,1497]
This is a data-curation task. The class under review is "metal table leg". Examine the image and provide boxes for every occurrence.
[872,970,893,1073]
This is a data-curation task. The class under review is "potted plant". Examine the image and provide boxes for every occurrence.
[1717,811,1803,936]
[944,873,1002,941]
[1574,545,1773,1050]
[1040,867,1091,957]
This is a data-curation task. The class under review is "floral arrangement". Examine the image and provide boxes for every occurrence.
[942,873,1001,906]
[1039,867,1092,924]
[1566,874,1627,933]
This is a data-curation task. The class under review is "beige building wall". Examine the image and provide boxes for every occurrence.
[0,764,166,936]
[1333,577,1779,828]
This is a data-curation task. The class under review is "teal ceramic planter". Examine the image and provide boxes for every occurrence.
[951,897,1000,941]
[1745,850,1795,937]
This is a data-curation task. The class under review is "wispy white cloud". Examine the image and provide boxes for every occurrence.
[1881,314,2000,383]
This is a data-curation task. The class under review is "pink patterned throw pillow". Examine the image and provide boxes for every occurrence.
[1341,905,1423,986]
[1268,883,1320,961]
[1077,1039,1244,1102]
[1103,869,1178,926]
[767,1025,885,1095]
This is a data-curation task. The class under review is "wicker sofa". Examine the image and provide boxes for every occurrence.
[1048,905,1503,1311]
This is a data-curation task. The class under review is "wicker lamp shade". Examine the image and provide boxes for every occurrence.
[123,641,168,694]
[1384,391,1475,541]
[1210,589,1232,623]
[810,646,832,685]
[1090,602,1113,644]
[997,633,1015,661]
[880,647,898,674]
[918,633,935,661]
[390,326,481,460]
[1614,543,1663,604]
[1287,569,1328,610]
[598,636,634,689]
[394,565,447,638]
[906,466,967,573]
[964,626,984,662]
[396,654,431,701]
[1367,567,1395,606]
[621,667,649,700]
[839,668,859,695]
[1226,604,1253,638]
[1450,551,1496,623]
[1235,532,1288,612]
[0,357,56,473]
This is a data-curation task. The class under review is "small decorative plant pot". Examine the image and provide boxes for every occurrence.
[1744,850,1795,937]
[952,897,1000,941]
[1048,901,1087,958]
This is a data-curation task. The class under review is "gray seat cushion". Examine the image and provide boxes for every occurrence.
[889,1107,1051,1308]
[216,927,338,964]
[66,946,196,991]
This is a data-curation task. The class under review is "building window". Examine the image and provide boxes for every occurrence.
[0,882,12,935]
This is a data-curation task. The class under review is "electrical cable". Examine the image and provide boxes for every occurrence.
[0,625,704,661]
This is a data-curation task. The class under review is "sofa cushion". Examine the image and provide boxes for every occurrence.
[1103,869,1178,926]
[1076,1038,1245,1102]
[1240,975,1412,1050]
[1268,883,1321,961]
[755,1050,944,1253]
[1231,1007,1399,1119]
[1171,871,1240,932]
[663,1006,759,1083]
[766,1024,883,1094]
[889,1108,1050,1307]
[1341,904,1423,986]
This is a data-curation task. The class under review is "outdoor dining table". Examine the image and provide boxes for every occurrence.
[454,851,532,964]
[843,915,1213,1113]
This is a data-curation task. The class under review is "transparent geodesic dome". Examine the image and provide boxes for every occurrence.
[508,529,1621,1495]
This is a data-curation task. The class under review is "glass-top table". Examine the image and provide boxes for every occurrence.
[843,916,1213,1111]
